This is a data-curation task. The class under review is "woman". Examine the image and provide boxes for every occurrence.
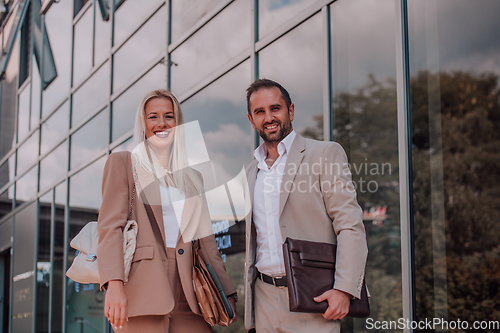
[97,90,237,332]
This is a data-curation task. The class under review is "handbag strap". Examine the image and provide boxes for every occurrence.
[128,171,137,220]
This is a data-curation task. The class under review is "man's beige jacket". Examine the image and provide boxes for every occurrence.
[244,134,368,329]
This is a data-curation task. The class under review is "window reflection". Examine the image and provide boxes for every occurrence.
[94,0,111,66]
[171,0,250,97]
[16,166,38,204]
[17,130,39,176]
[41,101,70,156]
[112,5,167,93]
[170,0,225,42]
[259,13,323,139]
[114,0,164,47]
[17,85,30,143]
[40,141,68,192]
[12,202,36,332]
[408,0,500,327]
[0,160,9,189]
[72,5,93,86]
[181,62,251,333]
[70,109,108,170]
[0,186,13,219]
[72,61,110,127]
[112,137,135,153]
[182,61,252,190]
[42,0,72,116]
[258,0,312,39]
[67,156,106,332]
[329,1,401,330]
[31,55,41,130]
[112,63,166,141]
[52,181,66,333]
[36,191,52,333]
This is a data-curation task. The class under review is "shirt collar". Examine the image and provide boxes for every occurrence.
[254,130,296,165]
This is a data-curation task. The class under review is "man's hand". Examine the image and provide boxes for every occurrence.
[314,289,351,320]
[104,280,128,330]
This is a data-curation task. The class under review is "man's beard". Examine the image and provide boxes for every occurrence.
[258,119,292,144]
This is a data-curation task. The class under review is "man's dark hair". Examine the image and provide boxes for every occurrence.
[246,78,292,114]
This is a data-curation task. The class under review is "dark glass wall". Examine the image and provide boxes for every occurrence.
[408,0,500,331]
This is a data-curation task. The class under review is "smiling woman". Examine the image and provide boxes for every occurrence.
[96,89,237,332]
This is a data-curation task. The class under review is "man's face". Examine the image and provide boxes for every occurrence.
[247,87,294,144]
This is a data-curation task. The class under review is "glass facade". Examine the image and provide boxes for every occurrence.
[0,1,498,333]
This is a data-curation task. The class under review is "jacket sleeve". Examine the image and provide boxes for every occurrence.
[320,143,368,299]
[97,153,131,289]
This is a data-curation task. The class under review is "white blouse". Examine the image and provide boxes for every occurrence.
[159,184,185,248]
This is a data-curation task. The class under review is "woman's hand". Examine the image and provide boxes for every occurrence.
[228,297,237,325]
[104,280,128,330]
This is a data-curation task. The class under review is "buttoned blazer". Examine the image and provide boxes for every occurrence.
[97,151,236,317]
[243,134,368,329]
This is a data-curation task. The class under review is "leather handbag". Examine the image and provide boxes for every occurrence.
[282,237,370,318]
[66,172,138,285]
[192,239,233,326]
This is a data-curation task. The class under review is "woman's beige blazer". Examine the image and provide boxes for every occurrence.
[97,151,236,317]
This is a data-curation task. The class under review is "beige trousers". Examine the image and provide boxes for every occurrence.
[254,278,340,333]
[117,248,212,333]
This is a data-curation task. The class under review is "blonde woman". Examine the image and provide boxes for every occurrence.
[97,90,237,332]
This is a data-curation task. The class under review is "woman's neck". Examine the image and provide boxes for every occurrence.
[148,143,171,170]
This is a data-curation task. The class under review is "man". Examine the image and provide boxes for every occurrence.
[244,79,367,332]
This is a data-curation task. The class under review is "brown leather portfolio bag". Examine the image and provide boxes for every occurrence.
[283,237,370,318]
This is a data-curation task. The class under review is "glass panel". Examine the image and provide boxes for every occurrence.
[17,130,39,176]
[112,63,166,141]
[17,85,30,143]
[66,156,106,332]
[11,202,36,333]
[40,141,68,192]
[181,61,251,333]
[0,160,9,189]
[259,13,322,139]
[52,181,66,333]
[94,1,111,65]
[114,0,164,47]
[74,0,91,17]
[170,0,250,96]
[171,0,225,42]
[329,1,401,330]
[42,0,73,116]
[258,0,312,39]
[0,65,17,162]
[72,61,110,127]
[36,191,52,333]
[112,5,167,93]
[0,186,14,219]
[41,100,70,156]
[70,109,109,170]
[408,0,500,328]
[112,137,135,153]
[16,166,38,204]
[31,55,41,130]
[72,5,93,86]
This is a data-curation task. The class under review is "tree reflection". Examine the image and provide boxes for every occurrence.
[411,70,500,330]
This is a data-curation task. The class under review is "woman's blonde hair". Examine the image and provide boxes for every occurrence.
[132,89,203,194]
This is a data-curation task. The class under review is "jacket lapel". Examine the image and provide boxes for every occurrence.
[133,159,166,244]
[279,135,305,217]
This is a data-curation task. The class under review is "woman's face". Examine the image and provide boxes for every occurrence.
[144,97,176,149]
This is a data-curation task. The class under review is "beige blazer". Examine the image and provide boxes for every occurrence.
[97,151,236,317]
[244,134,368,329]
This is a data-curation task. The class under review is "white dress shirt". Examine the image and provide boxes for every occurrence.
[159,184,185,248]
[253,130,296,276]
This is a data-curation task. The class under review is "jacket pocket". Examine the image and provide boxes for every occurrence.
[132,246,154,262]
